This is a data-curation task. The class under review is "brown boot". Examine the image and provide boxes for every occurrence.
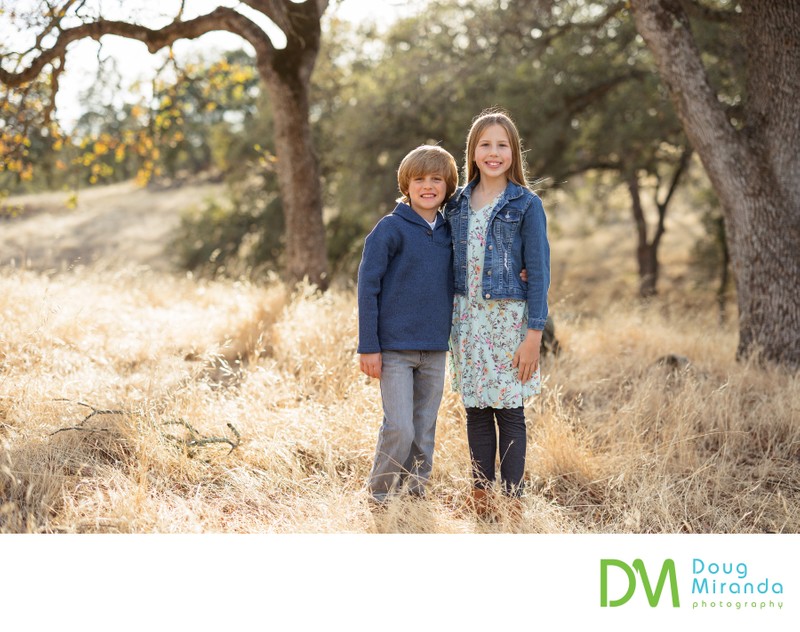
[470,487,492,519]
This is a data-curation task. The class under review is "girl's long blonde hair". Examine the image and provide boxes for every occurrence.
[464,108,530,189]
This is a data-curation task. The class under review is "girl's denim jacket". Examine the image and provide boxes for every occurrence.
[445,179,551,331]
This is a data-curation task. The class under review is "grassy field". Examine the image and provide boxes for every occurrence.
[1,181,798,534]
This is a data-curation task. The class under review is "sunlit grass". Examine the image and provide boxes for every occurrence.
[1,262,797,534]
[0,179,797,533]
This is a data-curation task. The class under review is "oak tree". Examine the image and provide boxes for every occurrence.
[630,0,800,367]
[0,0,331,288]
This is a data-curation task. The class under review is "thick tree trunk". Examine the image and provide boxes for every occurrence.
[257,4,329,290]
[730,190,799,365]
[262,70,329,289]
[630,0,800,367]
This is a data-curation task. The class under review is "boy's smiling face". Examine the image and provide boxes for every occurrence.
[407,173,447,217]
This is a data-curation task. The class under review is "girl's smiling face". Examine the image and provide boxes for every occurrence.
[473,124,513,180]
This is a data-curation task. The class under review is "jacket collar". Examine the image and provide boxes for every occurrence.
[392,202,442,227]
[453,179,526,206]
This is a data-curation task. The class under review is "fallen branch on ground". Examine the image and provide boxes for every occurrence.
[49,399,241,455]
[162,419,241,454]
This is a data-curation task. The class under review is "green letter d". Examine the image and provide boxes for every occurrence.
[600,559,636,607]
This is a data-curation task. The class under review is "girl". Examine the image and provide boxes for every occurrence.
[445,108,550,517]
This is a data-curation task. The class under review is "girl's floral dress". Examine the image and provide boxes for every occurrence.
[449,196,541,408]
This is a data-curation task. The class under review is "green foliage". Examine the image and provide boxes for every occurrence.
[317,1,689,212]
[171,171,284,278]
[325,211,370,279]
[310,0,708,279]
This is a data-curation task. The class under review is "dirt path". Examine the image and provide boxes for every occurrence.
[1,180,224,273]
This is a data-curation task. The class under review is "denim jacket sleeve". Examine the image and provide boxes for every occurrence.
[521,194,550,330]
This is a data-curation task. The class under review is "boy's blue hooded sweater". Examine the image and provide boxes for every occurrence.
[357,203,454,354]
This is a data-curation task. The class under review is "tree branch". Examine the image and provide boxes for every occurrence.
[0,7,273,87]
[239,0,291,33]
[563,70,648,116]
[161,420,241,454]
[512,0,627,51]
[657,145,693,213]
[50,400,241,455]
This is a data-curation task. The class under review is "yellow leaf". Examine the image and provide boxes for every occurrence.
[231,69,252,84]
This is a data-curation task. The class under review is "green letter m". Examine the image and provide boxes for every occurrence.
[632,559,680,607]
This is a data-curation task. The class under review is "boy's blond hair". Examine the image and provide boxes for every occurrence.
[397,145,459,205]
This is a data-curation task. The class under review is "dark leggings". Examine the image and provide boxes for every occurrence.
[465,406,527,497]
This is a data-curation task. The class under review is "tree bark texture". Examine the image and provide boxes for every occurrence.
[630,0,800,367]
[257,3,329,289]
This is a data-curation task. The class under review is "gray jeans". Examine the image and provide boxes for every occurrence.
[369,350,447,502]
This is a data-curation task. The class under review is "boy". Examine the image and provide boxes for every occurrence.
[357,144,458,504]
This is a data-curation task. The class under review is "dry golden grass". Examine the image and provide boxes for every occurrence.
[1,182,798,534]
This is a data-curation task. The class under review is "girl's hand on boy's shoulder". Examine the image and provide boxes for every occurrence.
[520,268,528,282]
[360,353,382,380]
